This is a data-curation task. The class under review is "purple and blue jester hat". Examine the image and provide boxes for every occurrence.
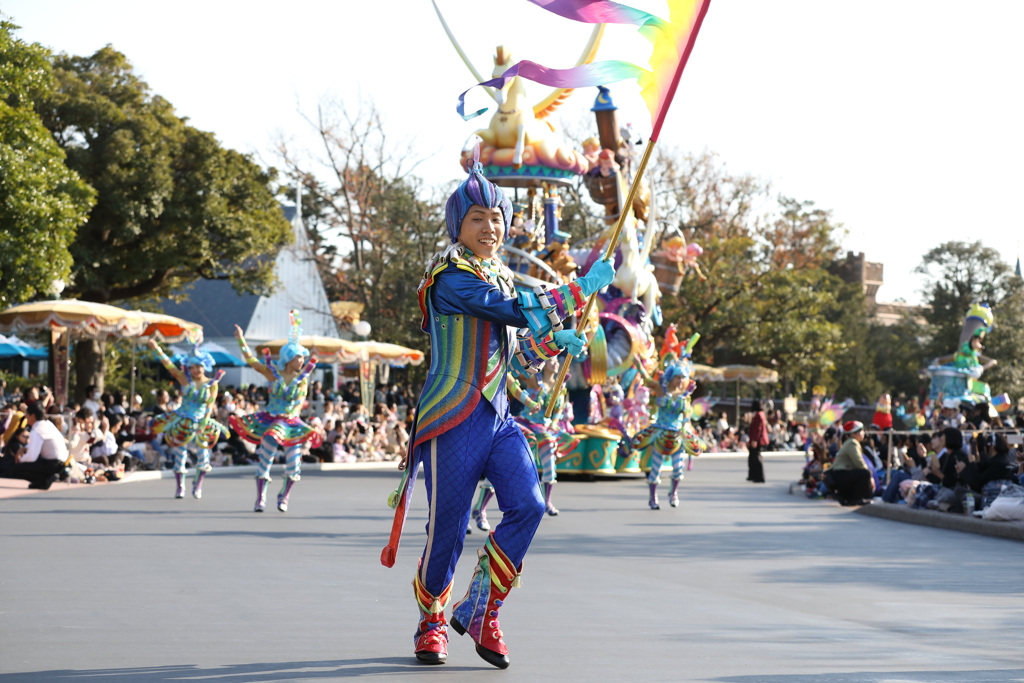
[445,143,513,244]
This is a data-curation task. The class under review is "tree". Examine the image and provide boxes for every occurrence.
[275,100,444,383]
[821,279,884,404]
[653,149,853,395]
[867,313,927,400]
[35,46,292,398]
[0,20,94,308]
[985,279,1024,400]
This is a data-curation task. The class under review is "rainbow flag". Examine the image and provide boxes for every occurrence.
[457,0,711,142]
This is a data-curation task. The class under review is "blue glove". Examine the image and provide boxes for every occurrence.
[553,330,588,358]
[576,259,615,297]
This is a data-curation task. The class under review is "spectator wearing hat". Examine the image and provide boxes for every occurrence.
[826,421,873,505]
[747,400,768,483]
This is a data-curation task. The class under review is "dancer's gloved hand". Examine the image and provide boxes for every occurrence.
[575,259,615,297]
[554,330,589,358]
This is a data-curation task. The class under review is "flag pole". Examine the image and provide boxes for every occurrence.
[545,139,656,418]
[542,1,712,417]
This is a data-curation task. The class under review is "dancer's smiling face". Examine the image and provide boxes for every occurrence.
[459,205,505,259]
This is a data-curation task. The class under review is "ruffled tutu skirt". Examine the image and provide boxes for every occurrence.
[152,413,228,449]
[515,417,581,459]
[634,425,707,472]
[229,411,322,449]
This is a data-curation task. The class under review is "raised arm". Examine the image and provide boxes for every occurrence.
[633,358,665,397]
[295,355,319,385]
[261,348,282,382]
[235,325,275,382]
[147,339,188,386]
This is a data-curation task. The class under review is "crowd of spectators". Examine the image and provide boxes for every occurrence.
[796,400,1024,521]
[0,378,418,490]
[9,370,1024,524]
[688,402,809,455]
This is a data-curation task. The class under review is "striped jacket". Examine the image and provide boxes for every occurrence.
[412,246,585,449]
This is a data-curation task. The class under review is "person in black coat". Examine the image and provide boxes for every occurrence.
[958,433,1017,493]
[937,426,965,490]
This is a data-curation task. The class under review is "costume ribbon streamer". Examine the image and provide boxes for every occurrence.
[458,0,711,142]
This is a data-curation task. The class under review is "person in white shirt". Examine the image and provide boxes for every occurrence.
[715,412,730,435]
[21,406,68,464]
[90,415,119,467]
[82,385,103,418]
[5,404,68,489]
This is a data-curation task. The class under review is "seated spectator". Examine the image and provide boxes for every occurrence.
[129,414,162,469]
[715,412,729,438]
[2,408,26,447]
[958,433,1017,508]
[823,427,840,459]
[902,436,927,479]
[24,385,54,411]
[151,389,170,416]
[0,403,69,489]
[129,394,144,417]
[0,426,30,476]
[800,441,829,498]
[90,415,119,469]
[935,427,966,490]
[307,417,331,462]
[114,416,148,469]
[824,421,874,506]
[332,432,353,463]
[67,408,98,482]
[109,391,128,418]
[347,418,373,460]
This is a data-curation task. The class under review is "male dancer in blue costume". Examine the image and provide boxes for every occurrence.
[398,157,614,669]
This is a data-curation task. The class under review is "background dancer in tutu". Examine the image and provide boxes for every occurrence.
[634,334,708,509]
[507,365,580,516]
[232,312,321,513]
[149,337,227,500]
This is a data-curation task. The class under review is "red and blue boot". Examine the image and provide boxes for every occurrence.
[450,534,521,670]
[413,567,452,665]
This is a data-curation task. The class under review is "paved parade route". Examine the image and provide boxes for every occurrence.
[2,455,1022,682]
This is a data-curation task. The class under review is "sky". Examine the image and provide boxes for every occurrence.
[6,0,1023,304]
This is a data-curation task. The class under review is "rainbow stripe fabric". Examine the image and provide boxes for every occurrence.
[458,0,711,141]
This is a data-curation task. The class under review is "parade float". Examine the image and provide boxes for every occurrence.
[923,302,1010,410]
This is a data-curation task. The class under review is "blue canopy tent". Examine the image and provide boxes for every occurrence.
[0,342,48,359]
[0,336,49,378]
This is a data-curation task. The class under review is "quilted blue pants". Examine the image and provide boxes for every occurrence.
[417,400,545,595]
